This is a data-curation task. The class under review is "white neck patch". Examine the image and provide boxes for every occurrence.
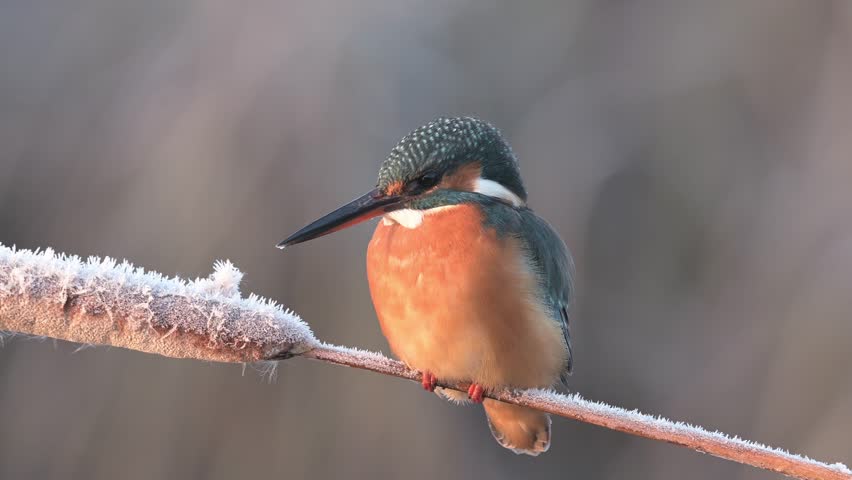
[474,177,524,207]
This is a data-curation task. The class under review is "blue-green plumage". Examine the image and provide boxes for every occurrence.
[512,205,575,381]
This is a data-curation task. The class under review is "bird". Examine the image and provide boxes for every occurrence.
[278,116,574,456]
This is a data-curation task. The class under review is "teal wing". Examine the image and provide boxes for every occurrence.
[443,193,576,383]
[514,208,575,383]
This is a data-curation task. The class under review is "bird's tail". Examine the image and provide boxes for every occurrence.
[483,399,551,456]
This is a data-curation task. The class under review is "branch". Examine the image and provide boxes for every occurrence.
[1,244,849,480]
[0,244,317,362]
[303,344,851,480]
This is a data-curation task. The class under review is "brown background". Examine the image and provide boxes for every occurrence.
[1,1,851,479]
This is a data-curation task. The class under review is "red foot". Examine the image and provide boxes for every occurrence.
[467,383,484,403]
[421,371,437,392]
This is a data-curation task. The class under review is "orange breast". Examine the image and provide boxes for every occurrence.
[366,205,566,389]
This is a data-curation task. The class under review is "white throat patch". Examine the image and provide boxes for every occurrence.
[474,177,524,207]
[382,205,459,229]
[383,209,425,229]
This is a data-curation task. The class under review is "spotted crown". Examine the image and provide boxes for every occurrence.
[377,117,527,201]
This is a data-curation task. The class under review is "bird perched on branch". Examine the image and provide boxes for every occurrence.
[279,117,574,455]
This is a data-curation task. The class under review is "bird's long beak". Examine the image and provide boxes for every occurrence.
[277,188,403,248]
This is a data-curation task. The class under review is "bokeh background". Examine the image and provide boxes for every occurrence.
[1,1,851,479]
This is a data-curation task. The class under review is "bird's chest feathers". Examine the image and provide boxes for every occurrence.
[367,205,489,301]
[367,204,495,366]
[366,204,564,386]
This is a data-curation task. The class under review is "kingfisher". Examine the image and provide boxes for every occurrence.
[278,117,574,456]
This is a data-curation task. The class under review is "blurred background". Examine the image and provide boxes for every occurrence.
[1,1,850,479]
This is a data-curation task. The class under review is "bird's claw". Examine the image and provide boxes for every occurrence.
[467,383,484,403]
[421,371,437,392]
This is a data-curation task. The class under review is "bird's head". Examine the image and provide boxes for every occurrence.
[278,116,526,248]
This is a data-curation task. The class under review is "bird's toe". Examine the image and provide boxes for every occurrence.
[421,371,437,392]
[467,383,485,403]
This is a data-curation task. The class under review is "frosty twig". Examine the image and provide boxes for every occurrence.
[303,344,851,480]
[0,245,316,363]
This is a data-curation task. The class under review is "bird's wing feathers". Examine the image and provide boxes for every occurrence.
[513,209,575,381]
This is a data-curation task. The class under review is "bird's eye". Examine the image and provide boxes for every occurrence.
[413,172,440,190]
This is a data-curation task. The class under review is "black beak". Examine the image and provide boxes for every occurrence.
[277,188,403,248]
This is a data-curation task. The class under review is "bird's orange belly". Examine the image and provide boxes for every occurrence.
[366,205,566,389]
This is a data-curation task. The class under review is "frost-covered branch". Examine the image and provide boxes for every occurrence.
[1,245,849,480]
[0,244,316,362]
[303,345,851,480]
